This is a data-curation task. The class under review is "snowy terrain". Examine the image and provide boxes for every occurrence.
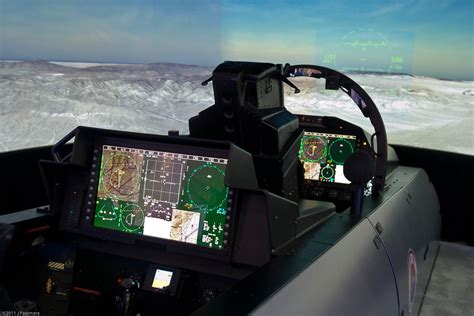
[0,60,472,155]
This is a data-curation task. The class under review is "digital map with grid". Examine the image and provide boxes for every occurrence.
[143,156,184,204]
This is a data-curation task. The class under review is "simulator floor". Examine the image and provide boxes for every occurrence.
[420,242,474,316]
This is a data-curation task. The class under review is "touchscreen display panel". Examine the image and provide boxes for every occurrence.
[93,145,231,250]
[299,131,357,184]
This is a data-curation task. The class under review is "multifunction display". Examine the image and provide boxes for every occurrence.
[93,145,231,250]
[299,131,357,184]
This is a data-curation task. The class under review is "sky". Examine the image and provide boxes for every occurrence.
[0,0,473,80]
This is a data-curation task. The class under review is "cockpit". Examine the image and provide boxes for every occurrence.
[0,61,447,315]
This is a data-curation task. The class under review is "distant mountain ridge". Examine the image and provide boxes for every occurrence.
[0,59,210,72]
[3,60,468,82]
[0,59,79,72]
[344,70,414,77]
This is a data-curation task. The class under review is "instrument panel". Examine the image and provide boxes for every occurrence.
[57,127,239,261]
[300,131,358,184]
[297,115,373,205]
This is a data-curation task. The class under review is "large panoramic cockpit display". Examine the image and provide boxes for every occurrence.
[93,144,232,251]
[299,131,357,184]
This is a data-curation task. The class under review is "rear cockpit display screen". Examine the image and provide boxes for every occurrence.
[93,145,231,250]
[299,132,357,184]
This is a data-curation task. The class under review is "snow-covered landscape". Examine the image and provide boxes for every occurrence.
[0,60,472,155]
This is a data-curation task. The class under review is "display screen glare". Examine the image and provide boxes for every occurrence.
[93,145,231,250]
[299,131,357,184]
[152,269,173,289]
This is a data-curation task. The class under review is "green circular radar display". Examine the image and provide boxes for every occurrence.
[186,164,229,213]
[301,136,327,162]
[120,204,145,232]
[328,138,355,165]
[321,165,335,180]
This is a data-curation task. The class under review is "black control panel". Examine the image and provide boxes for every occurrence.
[48,126,301,277]
[69,249,236,316]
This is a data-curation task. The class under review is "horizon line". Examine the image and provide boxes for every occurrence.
[1,58,472,82]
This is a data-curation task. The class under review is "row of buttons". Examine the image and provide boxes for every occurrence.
[66,188,83,228]
[305,188,351,201]
[84,148,100,223]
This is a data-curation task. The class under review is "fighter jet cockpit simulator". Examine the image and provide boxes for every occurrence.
[0,1,473,316]
[0,60,443,315]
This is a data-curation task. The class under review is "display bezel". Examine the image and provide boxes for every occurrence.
[82,135,236,259]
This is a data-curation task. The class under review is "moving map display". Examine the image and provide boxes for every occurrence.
[299,132,357,184]
[93,145,231,250]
